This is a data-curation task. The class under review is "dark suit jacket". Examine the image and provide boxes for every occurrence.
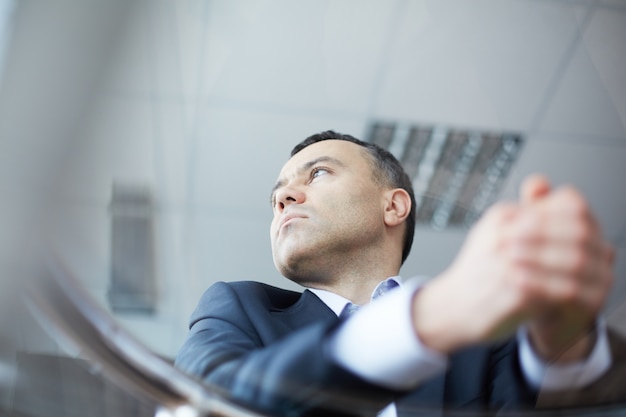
[175,281,626,417]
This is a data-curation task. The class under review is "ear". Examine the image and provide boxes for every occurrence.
[383,188,411,227]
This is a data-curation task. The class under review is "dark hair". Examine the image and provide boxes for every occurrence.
[291,130,416,264]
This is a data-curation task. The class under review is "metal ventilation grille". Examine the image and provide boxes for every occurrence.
[108,183,157,314]
[366,122,524,230]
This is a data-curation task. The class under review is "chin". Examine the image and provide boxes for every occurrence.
[275,250,315,282]
[274,235,334,278]
[275,256,301,281]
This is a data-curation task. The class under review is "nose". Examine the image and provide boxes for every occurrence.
[274,186,305,212]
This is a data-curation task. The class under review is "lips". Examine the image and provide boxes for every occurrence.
[277,213,307,232]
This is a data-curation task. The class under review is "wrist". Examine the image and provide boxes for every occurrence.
[411,278,466,354]
[527,316,597,363]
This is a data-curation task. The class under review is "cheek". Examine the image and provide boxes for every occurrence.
[269,212,284,235]
[347,189,383,217]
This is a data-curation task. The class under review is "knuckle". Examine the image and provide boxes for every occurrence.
[561,186,588,216]
[494,231,509,252]
[510,214,539,243]
[546,276,580,304]
[512,269,536,300]
[560,280,579,302]
[571,220,593,245]
[566,248,587,273]
[485,203,513,223]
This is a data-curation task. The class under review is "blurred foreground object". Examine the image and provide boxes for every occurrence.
[0,1,261,416]
[22,258,262,417]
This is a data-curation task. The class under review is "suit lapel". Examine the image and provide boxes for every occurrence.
[270,288,338,330]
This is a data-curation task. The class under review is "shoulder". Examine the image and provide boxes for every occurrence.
[189,281,330,332]
[193,281,304,316]
[209,280,302,304]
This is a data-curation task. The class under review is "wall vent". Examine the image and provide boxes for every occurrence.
[366,122,524,230]
[108,183,157,314]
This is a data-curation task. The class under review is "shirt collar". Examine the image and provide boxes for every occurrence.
[308,276,404,317]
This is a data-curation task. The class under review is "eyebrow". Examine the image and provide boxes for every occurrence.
[270,156,346,205]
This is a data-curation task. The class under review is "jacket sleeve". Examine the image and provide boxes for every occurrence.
[534,328,626,408]
[174,282,401,417]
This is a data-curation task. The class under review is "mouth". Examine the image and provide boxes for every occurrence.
[277,213,307,232]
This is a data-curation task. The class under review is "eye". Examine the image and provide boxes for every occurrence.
[310,167,329,180]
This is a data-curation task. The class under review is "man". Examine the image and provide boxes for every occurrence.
[176,131,623,417]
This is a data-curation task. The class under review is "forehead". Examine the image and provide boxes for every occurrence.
[278,139,371,177]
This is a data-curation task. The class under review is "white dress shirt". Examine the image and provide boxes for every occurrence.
[309,276,612,417]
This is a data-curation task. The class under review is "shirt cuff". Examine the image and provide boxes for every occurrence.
[328,280,448,390]
[517,319,612,391]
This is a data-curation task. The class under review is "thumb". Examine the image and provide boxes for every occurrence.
[520,174,551,204]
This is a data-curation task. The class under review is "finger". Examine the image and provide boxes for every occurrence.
[480,201,520,227]
[506,187,600,245]
[578,258,614,313]
[507,217,609,278]
[519,183,589,217]
[504,211,599,251]
[510,242,613,309]
[551,185,595,214]
[515,268,604,314]
[510,243,594,274]
[520,174,551,205]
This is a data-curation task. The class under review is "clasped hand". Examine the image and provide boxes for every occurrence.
[413,175,615,363]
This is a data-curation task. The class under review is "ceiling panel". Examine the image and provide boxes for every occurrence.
[190,214,295,292]
[598,0,626,9]
[375,0,581,131]
[55,97,158,206]
[103,0,156,95]
[501,136,626,245]
[200,0,397,115]
[104,0,208,99]
[538,7,626,142]
[401,227,465,279]
[191,107,366,213]
[582,7,626,136]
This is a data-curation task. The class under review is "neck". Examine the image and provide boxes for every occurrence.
[296,258,400,305]
[284,240,403,304]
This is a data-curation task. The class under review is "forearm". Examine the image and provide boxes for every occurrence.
[177,322,402,416]
[330,280,447,389]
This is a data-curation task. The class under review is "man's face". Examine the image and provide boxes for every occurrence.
[270,140,388,283]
